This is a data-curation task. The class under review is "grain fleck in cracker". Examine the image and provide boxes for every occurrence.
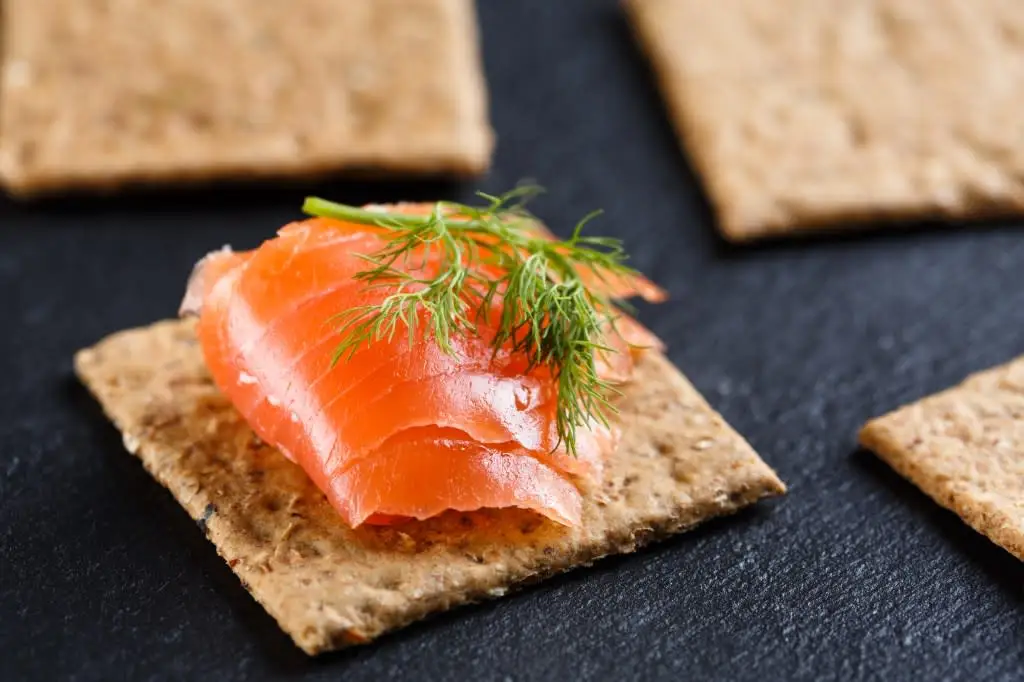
[0,0,492,194]
[75,319,784,654]
[860,356,1024,561]
[625,0,1024,242]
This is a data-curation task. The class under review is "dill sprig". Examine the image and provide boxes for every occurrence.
[302,187,642,456]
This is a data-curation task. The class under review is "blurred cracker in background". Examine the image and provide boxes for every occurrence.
[0,0,493,195]
[626,0,1024,242]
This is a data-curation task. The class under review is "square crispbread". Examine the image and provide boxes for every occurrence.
[0,0,492,195]
[860,356,1024,561]
[74,319,784,654]
[625,0,1024,242]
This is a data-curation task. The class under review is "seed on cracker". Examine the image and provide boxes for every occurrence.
[860,356,1024,561]
[625,0,1024,241]
[75,319,784,654]
[0,0,493,195]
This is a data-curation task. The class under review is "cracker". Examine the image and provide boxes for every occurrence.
[860,356,1024,561]
[75,319,784,654]
[625,0,1024,242]
[0,0,492,194]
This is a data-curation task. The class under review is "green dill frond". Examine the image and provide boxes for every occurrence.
[302,188,646,457]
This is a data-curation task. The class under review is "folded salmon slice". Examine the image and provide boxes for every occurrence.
[184,207,664,527]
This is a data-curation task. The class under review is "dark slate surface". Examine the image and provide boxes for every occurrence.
[1,2,1022,680]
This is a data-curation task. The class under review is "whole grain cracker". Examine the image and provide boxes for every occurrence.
[860,356,1024,561]
[75,319,784,654]
[625,0,1024,242]
[0,0,492,194]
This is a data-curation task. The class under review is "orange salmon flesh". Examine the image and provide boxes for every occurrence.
[183,205,665,527]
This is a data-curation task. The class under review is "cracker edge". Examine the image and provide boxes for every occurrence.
[74,322,785,654]
[859,383,1024,562]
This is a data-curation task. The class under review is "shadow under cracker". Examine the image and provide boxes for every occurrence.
[0,175,466,222]
[65,373,126,446]
[711,212,1024,257]
[852,447,1024,604]
[605,8,718,242]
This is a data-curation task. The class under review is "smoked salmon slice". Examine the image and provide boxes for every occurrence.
[182,206,664,527]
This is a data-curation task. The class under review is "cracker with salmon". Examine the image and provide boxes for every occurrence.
[75,197,784,653]
[76,320,783,653]
[0,0,492,195]
[625,0,1024,242]
[860,356,1024,561]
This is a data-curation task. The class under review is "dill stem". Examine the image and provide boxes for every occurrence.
[302,197,480,231]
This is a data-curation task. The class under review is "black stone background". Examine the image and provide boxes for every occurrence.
[1,2,1022,680]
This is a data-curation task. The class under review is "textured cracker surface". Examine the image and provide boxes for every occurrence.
[860,356,1024,561]
[0,0,492,194]
[74,319,784,655]
[625,0,1024,242]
